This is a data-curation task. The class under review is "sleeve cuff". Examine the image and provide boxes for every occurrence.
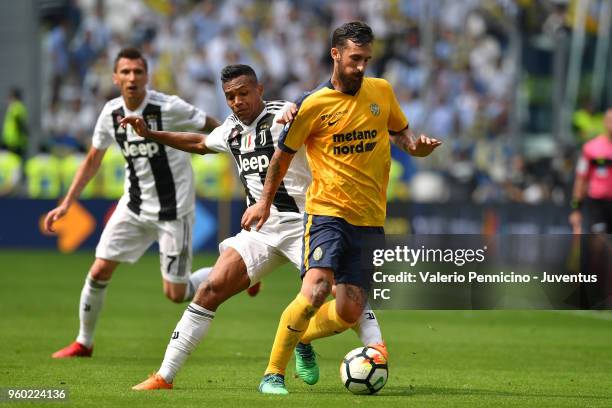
[389,123,409,135]
[278,141,297,154]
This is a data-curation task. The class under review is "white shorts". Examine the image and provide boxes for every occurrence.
[95,204,194,284]
[219,213,303,286]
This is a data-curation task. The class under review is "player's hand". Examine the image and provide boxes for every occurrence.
[240,201,271,231]
[276,103,298,125]
[119,116,150,138]
[43,204,69,233]
[408,134,442,157]
[569,210,582,234]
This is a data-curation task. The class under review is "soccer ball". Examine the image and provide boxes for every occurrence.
[340,346,388,394]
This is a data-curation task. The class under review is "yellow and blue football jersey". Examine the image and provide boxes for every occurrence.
[279,77,408,226]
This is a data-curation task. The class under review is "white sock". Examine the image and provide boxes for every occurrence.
[353,303,383,345]
[183,266,213,301]
[157,302,215,383]
[75,275,109,348]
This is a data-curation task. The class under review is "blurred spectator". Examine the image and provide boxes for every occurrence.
[573,101,604,143]
[2,87,28,159]
[24,146,62,199]
[47,20,70,102]
[427,94,456,140]
[80,1,111,54]
[71,29,98,84]
[0,147,22,195]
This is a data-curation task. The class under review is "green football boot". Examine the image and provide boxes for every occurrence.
[294,342,319,385]
[258,373,289,395]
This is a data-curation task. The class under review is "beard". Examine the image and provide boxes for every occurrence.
[337,70,364,94]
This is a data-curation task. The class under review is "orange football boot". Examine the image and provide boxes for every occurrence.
[132,373,173,391]
[369,342,389,361]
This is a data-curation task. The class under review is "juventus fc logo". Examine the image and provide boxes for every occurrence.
[171,331,179,340]
[145,114,158,131]
[256,130,268,146]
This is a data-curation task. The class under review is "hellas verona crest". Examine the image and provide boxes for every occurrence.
[370,103,380,116]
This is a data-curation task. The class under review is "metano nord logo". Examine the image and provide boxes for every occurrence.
[370,103,380,116]
[332,129,378,155]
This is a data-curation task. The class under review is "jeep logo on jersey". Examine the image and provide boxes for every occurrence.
[237,151,270,175]
[121,140,161,158]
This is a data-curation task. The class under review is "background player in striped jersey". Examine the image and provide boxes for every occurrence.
[44,48,221,358]
[120,64,385,390]
[242,21,441,394]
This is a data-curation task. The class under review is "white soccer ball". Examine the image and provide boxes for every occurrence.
[340,346,388,394]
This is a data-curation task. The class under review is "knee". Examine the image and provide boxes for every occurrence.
[310,278,332,307]
[89,262,114,281]
[336,286,366,324]
[336,305,362,325]
[193,279,224,309]
[197,279,215,297]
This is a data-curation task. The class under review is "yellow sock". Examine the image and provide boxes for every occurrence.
[265,293,317,375]
[300,299,354,344]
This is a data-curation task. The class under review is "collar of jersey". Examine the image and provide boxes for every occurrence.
[122,89,150,114]
[325,79,360,96]
[233,104,268,129]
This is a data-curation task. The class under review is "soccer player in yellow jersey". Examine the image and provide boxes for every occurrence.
[242,21,441,394]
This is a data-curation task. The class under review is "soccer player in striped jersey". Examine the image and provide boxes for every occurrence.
[242,21,441,394]
[123,64,386,391]
[44,48,221,358]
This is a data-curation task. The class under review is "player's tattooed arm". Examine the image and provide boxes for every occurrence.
[240,148,295,231]
[119,116,215,155]
[389,126,442,157]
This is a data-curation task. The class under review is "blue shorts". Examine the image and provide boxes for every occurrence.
[301,214,384,289]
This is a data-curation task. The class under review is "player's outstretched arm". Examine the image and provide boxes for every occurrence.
[241,148,295,231]
[119,116,215,155]
[202,115,221,132]
[390,127,442,157]
[43,147,105,233]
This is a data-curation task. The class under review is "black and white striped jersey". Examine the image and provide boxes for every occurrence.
[92,90,207,221]
[205,100,311,214]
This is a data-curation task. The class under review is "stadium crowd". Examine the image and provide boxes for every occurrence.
[0,0,606,205]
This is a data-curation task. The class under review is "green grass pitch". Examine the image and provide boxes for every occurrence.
[1,250,611,407]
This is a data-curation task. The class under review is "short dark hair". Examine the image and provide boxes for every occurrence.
[331,21,374,49]
[220,64,258,84]
[9,87,22,100]
[114,47,148,72]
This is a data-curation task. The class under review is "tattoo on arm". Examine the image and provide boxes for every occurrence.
[260,149,293,205]
[266,158,281,184]
[390,128,415,153]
